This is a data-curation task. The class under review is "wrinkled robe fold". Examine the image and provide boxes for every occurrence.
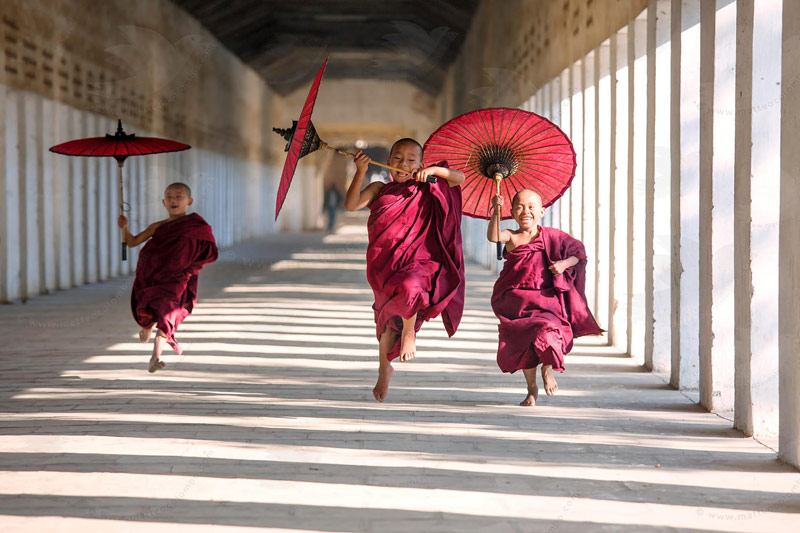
[366,172,465,361]
[491,226,602,373]
[131,213,218,355]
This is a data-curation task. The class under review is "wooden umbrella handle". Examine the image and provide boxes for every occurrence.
[495,174,503,260]
[118,160,127,261]
[322,144,437,183]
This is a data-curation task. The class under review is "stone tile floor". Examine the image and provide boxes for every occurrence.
[0,213,798,532]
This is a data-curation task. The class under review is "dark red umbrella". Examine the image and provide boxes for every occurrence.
[423,107,576,259]
[50,120,190,260]
[273,58,435,220]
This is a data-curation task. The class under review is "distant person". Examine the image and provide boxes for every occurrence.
[323,184,342,231]
[345,138,466,402]
[489,189,602,406]
[117,182,218,373]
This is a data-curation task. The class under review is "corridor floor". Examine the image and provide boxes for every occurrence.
[0,214,797,532]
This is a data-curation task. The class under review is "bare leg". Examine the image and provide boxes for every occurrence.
[520,368,539,406]
[373,326,396,402]
[138,324,155,343]
[541,364,558,395]
[398,314,417,362]
[148,330,167,373]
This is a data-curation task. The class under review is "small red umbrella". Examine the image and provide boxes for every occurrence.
[423,107,576,259]
[50,120,190,260]
[273,58,434,220]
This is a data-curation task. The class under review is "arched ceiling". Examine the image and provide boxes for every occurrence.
[172,0,480,95]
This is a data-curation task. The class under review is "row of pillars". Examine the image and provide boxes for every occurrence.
[515,0,797,468]
[0,86,289,304]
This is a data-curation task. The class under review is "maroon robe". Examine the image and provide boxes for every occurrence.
[366,170,465,361]
[131,213,218,355]
[491,226,602,373]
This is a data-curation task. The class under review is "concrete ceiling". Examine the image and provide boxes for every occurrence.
[172,0,479,95]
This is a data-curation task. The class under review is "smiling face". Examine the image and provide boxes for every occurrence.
[511,189,545,231]
[387,140,423,183]
[162,184,193,217]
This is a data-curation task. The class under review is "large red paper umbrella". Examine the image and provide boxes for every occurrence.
[423,107,576,259]
[50,120,190,260]
[273,58,434,219]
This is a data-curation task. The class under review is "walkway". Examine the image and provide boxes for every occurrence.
[0,213,797,532]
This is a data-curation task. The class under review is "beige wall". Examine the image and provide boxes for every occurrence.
[444,0,648,114]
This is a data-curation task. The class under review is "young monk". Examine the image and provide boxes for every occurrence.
[117,182,218,373]
[489,189,602,406]
[345,139,466,402]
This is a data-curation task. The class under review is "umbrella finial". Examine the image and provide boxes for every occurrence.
[107,119,136,140]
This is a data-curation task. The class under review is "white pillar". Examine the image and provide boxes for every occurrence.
[779,0,800,469]
[41,99,56,292]
[24,92,44,297]
[673,0,701,391]
[612,28,630,351]
[4,89,22,301]
[709,0,737,411]
[583,53,596,311]
[733,0,781,438]
[646,0,672,373]
[630,12,649,361]
[571,60,584,240]
[0,85,7,303]
[559,68,571,233]
[596,41,612,335]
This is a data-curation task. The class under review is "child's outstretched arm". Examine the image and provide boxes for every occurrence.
[487,195,513,243]
[415,165,465,187]
[118,215,162,247]
[345,150,383,211]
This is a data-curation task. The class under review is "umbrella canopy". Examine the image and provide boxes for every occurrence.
[274,58,328,220]
[423,107,576,220]
[49,120,191,260]
[49,120,190,161]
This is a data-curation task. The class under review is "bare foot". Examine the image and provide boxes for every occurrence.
[520,382,539,406]
[542,365,558,395]
[398,328,416,362]
[373,364,394,402]
[148,356,166,373]
[139,326,154,343]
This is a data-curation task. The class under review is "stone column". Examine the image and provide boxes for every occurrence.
[630,12,649,361]
[559,68,572,233]
[612,28,630,351]
[646,0,672,372]
[571,62,583,239]
[582,53,596,310]
[779,0,800,469]
[596,41,612,334]
[733,0,780,438]
[672,0,701,391]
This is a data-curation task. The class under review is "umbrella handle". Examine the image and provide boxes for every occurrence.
[118,160,127,261]
[323,144,437,183]
[494,174,503,261]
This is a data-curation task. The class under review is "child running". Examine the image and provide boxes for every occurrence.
[118,182,218,373]
[489,189,602,406]
[345,139,466,402]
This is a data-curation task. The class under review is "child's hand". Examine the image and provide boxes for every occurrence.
[414,166,437,183]
[549,260,568,276]
[492,194,504,209]
[354,150,370,173]
[117,215,128,229]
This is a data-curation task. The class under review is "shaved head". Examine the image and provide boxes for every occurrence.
[165,182,191,197]
[511,189,542,208]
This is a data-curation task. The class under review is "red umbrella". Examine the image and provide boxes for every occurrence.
[423,107,576,259]
[50,120,190,260]
[273,58,435,220]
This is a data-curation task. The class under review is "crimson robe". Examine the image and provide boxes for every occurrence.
[131,213,218,354]
[491,226,602,373]
[366,172,465,361]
